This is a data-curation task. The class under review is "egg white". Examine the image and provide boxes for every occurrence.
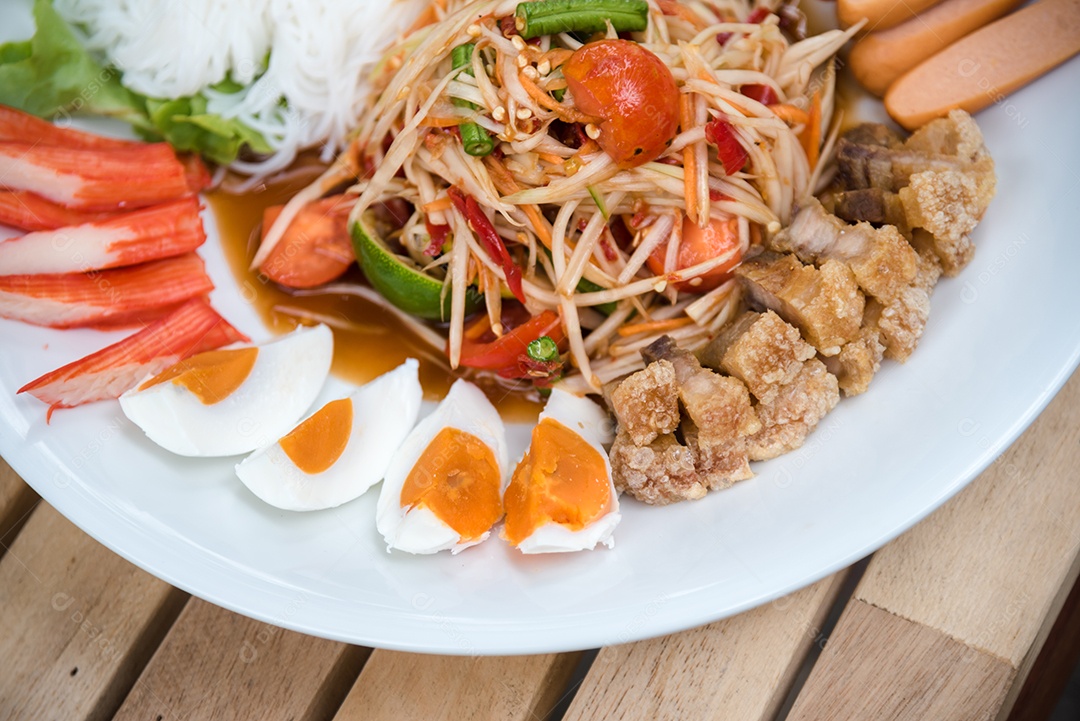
[511,388,621,554]
[376,379,508,554]
[235,359,422,511]
[119,324,333,457]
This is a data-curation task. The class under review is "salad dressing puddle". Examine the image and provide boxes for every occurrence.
[210,176,541,423]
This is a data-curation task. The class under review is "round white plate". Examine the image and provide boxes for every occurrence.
[2,1,1079,655]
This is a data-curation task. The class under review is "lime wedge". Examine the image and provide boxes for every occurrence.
[350,213,482,321]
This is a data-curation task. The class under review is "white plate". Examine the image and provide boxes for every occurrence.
[2,1,1079,655]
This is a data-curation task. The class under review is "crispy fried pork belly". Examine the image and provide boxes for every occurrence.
[831,188,909,230]
[642,336,761,448]
[607,359,680,446]
[773,198,918,303]
[735,252,864,356]
[698,310,815,404]
[900,172,979,276]
[681,418,754,490]
[609,430,705,505]
[747,359,839,461]
[834,111,994,277]
[823,320,884,396]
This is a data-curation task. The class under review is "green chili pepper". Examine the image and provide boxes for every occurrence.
[450,43,494,157]
[527,335,560,363]
[515,0,649,39]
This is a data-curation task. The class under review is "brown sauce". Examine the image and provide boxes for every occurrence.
[209,173,541,423]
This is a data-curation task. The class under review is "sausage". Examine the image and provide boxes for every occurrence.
[837,0,947,31]
[849,0,1025,96]
[886,0,1080,129]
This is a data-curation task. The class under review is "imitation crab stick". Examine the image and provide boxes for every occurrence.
[0,197,206,274]
[0,105,140,150]
[0,253,214,329]
[18,298,248,415]
[0,190,115,232]
[0,142,191,211]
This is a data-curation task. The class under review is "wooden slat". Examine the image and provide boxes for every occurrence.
[334,650,581,721]
[787,370,1080,719]
[562,571,849,721]
[0,503,187,721]
[0,457,39,558]
[113,598,368,721]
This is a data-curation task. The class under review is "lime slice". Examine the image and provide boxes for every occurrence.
[350,212,482,321]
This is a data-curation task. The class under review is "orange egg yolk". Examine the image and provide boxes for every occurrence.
[140,347,258,404]
[279,398,353,474]
[503,418,611,546]
[399,427,503,541]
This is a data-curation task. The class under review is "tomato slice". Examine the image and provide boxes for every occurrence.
[258,196,355,289]
[563,40,680,169]
[645,216,742,292]
[459,310,565,376]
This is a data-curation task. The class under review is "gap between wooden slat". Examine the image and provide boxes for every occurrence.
[561,570,850,721]
[0,503,189,721]
[773,555,871,721]
[112,598,369,721]
[0,457,40,563]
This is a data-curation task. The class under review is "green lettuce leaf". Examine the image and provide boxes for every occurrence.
[0,0,273,166]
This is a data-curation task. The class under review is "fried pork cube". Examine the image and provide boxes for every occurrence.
[699,310,815,405]
[642,337,762,451]
[607,360,681,446]
[834,111,994,278]
[681,418,754,490]
[746,359,840,461]
[823,319,885,397]
[735,252,864,356]
[899,171,979,276]
[609,431,705,505]
[774,198,919,303]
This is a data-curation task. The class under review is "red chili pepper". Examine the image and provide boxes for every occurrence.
[705,115,749,173]
[746,7,771,23]
[423,218,450,256]
[447,185,526,304]
[459,310,565,378]
[741,83,779,107]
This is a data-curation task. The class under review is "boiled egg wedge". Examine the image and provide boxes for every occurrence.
[503,388,620,553]
[119,324,333,457]
[235,360,422,511]
[376,379,508,554]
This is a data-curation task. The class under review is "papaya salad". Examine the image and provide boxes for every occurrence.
[255,0,861,396]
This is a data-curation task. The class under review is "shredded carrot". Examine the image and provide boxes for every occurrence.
[464,312,492,340]
[418,116,464,128]
[616,316,695,338]
[799,90,823,171]
[423,196,453,213]
[768,103,810,125]
[483,155,553,247]
[518,71,599,124]
[537,151,565,165]
[679,93,698,225]
[657,0,708,29]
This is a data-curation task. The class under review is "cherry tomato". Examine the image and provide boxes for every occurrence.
[459,310,565,375]
[259,196,355,289]
[741,83,779,106]
[563,40,680,169]
[645,216,742,292]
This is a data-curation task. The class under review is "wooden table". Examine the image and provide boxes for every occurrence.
[2,370,1078,721]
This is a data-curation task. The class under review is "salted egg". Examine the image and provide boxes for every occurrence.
[376,379,508,554]
[235,359,422,511]
[503,388,620,553]
[119,324,332,457]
